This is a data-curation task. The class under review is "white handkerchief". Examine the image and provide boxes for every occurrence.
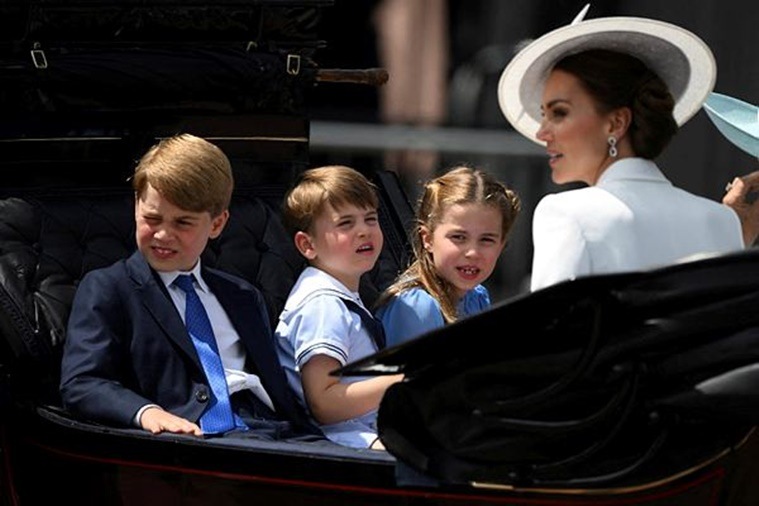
[226,369,275,412]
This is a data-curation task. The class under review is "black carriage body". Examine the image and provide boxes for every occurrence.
[2,1,759,505]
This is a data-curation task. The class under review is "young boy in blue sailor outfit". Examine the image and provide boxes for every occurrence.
[275,165,404,450]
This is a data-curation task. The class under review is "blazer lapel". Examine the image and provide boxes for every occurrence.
[126,252,202,370]
[204,270,296,416]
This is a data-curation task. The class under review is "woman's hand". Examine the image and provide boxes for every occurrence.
[723,171,759,247]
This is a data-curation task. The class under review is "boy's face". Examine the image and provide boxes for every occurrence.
[295,202,383,292]
[135,184,228,272]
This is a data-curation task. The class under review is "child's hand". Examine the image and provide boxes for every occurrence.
[140,406,203,436]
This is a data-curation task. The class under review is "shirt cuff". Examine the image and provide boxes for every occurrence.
[134,404,161,427]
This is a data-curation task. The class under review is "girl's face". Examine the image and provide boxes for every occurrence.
[296,202,383,292]
[422,203,505,300]
[536,69,617,186]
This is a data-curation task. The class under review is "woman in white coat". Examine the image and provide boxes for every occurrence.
[498,15,744,291]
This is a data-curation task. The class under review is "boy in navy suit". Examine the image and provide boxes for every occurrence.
[60,133,317,440]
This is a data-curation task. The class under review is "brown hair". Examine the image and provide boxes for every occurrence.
[132,133,233,217]
[376,165,521,323]
[553,49,677,159]
[282,165,380,236]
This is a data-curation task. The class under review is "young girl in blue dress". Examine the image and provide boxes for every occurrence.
[375,165,521,346]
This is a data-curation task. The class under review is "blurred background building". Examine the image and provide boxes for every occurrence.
[307,0,759,302]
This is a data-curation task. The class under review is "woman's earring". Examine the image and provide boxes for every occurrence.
[608,136,618,158]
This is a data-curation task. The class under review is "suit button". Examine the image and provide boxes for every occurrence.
[196,388,209,403]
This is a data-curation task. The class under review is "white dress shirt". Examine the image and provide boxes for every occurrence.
[161,263,274,411]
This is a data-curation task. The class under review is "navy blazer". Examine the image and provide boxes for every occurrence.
[60,251,311,431]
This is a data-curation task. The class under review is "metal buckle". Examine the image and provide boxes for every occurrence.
[286,54,300,76]
[31,43,48,69]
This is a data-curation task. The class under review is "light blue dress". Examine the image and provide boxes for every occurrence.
[376,285,490,347]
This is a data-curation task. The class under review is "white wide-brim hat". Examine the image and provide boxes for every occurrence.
[702,92,759,158]
[498,16,717,145]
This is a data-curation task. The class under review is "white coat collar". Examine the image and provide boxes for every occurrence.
[596,158,670,187]
[283,266,362,311]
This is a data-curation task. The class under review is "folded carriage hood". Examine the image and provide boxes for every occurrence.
[338,248,759,487]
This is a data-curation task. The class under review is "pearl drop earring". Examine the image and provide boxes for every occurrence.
[607,136,618,158]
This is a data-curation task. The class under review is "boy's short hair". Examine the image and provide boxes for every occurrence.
[132,133,234,217]
[282,165,379,235]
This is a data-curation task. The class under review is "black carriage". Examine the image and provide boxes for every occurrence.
[1,2,759,505]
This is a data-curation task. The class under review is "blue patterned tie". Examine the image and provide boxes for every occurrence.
[174,274,242,434]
